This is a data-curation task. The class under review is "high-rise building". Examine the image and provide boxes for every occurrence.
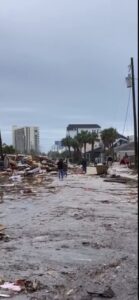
[12,126,40,154]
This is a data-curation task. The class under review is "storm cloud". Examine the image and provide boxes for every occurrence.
[0,0,137,151]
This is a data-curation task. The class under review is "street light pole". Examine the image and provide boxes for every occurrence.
[0,131,4,160]
[130,57,138,169]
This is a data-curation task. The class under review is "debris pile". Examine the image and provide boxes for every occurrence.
[0,279,43,298]
[0,225,9,242]
[0,155,57,195]
[0,155,82,176]
[0,155,57,177]
[0,155,83,200]
[0,155,83,184]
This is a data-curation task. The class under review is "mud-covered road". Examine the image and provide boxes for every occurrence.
[0,174,138,299]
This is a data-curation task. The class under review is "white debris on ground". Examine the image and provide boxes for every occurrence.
[107,162,138,181]
[86,166,97,175]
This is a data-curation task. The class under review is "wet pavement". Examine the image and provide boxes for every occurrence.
[0,174,138,299]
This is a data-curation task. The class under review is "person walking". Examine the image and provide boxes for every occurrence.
[81,157,87,174]
[107,156,113,167]
[57,159,64,180]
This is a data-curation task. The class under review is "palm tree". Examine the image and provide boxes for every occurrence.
[88,132,98,160]
[74,134,83,152]
[101,128,118,156]
[71,137,81,163]
[70,138,79,152]
[75,130,90,156]
[61,136,72,157]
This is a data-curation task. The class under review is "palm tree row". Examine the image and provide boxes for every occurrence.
[61,127,118,160]
[61,130,99,160]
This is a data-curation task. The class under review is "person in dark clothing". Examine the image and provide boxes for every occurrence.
[57,159,64,180]
[81,157,87,174]
[107,156,113,167]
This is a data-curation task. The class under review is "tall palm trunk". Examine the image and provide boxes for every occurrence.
[91,141,94,160]
[68,146,71,158]
[112,142,114,160]
[84,143,86,156]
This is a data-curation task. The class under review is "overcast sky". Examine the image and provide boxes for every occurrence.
[0,0,137,152]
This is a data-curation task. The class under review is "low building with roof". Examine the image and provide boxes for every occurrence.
[114,142,135,160]
[66,124,101,138]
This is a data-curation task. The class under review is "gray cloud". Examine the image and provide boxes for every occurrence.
[0,0,137,151]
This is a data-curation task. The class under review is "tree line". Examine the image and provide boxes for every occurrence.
[1,127,119,159]
[61,127,118,161]
[1,144,16,154]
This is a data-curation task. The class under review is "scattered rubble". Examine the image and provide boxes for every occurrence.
[0,191,4,203]
[0,282,21,292]
[0,155,85,199]
[0,160,137,299]
[0,225,5,231]
[0,233,9,242]
[0,225,9,242]
[87,286,115,298]
[0,155,57,178]
[0,279,43,298]
[15,279,42,293]
[107,163,138,181]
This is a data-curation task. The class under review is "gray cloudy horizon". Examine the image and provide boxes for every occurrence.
[0,0,137,152]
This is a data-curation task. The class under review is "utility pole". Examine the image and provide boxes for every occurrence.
[0,131,4,160]
[126,58,138,169]
[130,57,138,169]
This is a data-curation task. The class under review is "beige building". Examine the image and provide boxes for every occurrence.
[12,126,40,154]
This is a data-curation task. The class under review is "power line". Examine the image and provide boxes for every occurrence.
[122,89,131,135]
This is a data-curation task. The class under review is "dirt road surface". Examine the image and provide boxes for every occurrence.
[0,174,137,299]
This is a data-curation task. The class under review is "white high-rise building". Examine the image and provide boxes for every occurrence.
[12,126,40,154]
